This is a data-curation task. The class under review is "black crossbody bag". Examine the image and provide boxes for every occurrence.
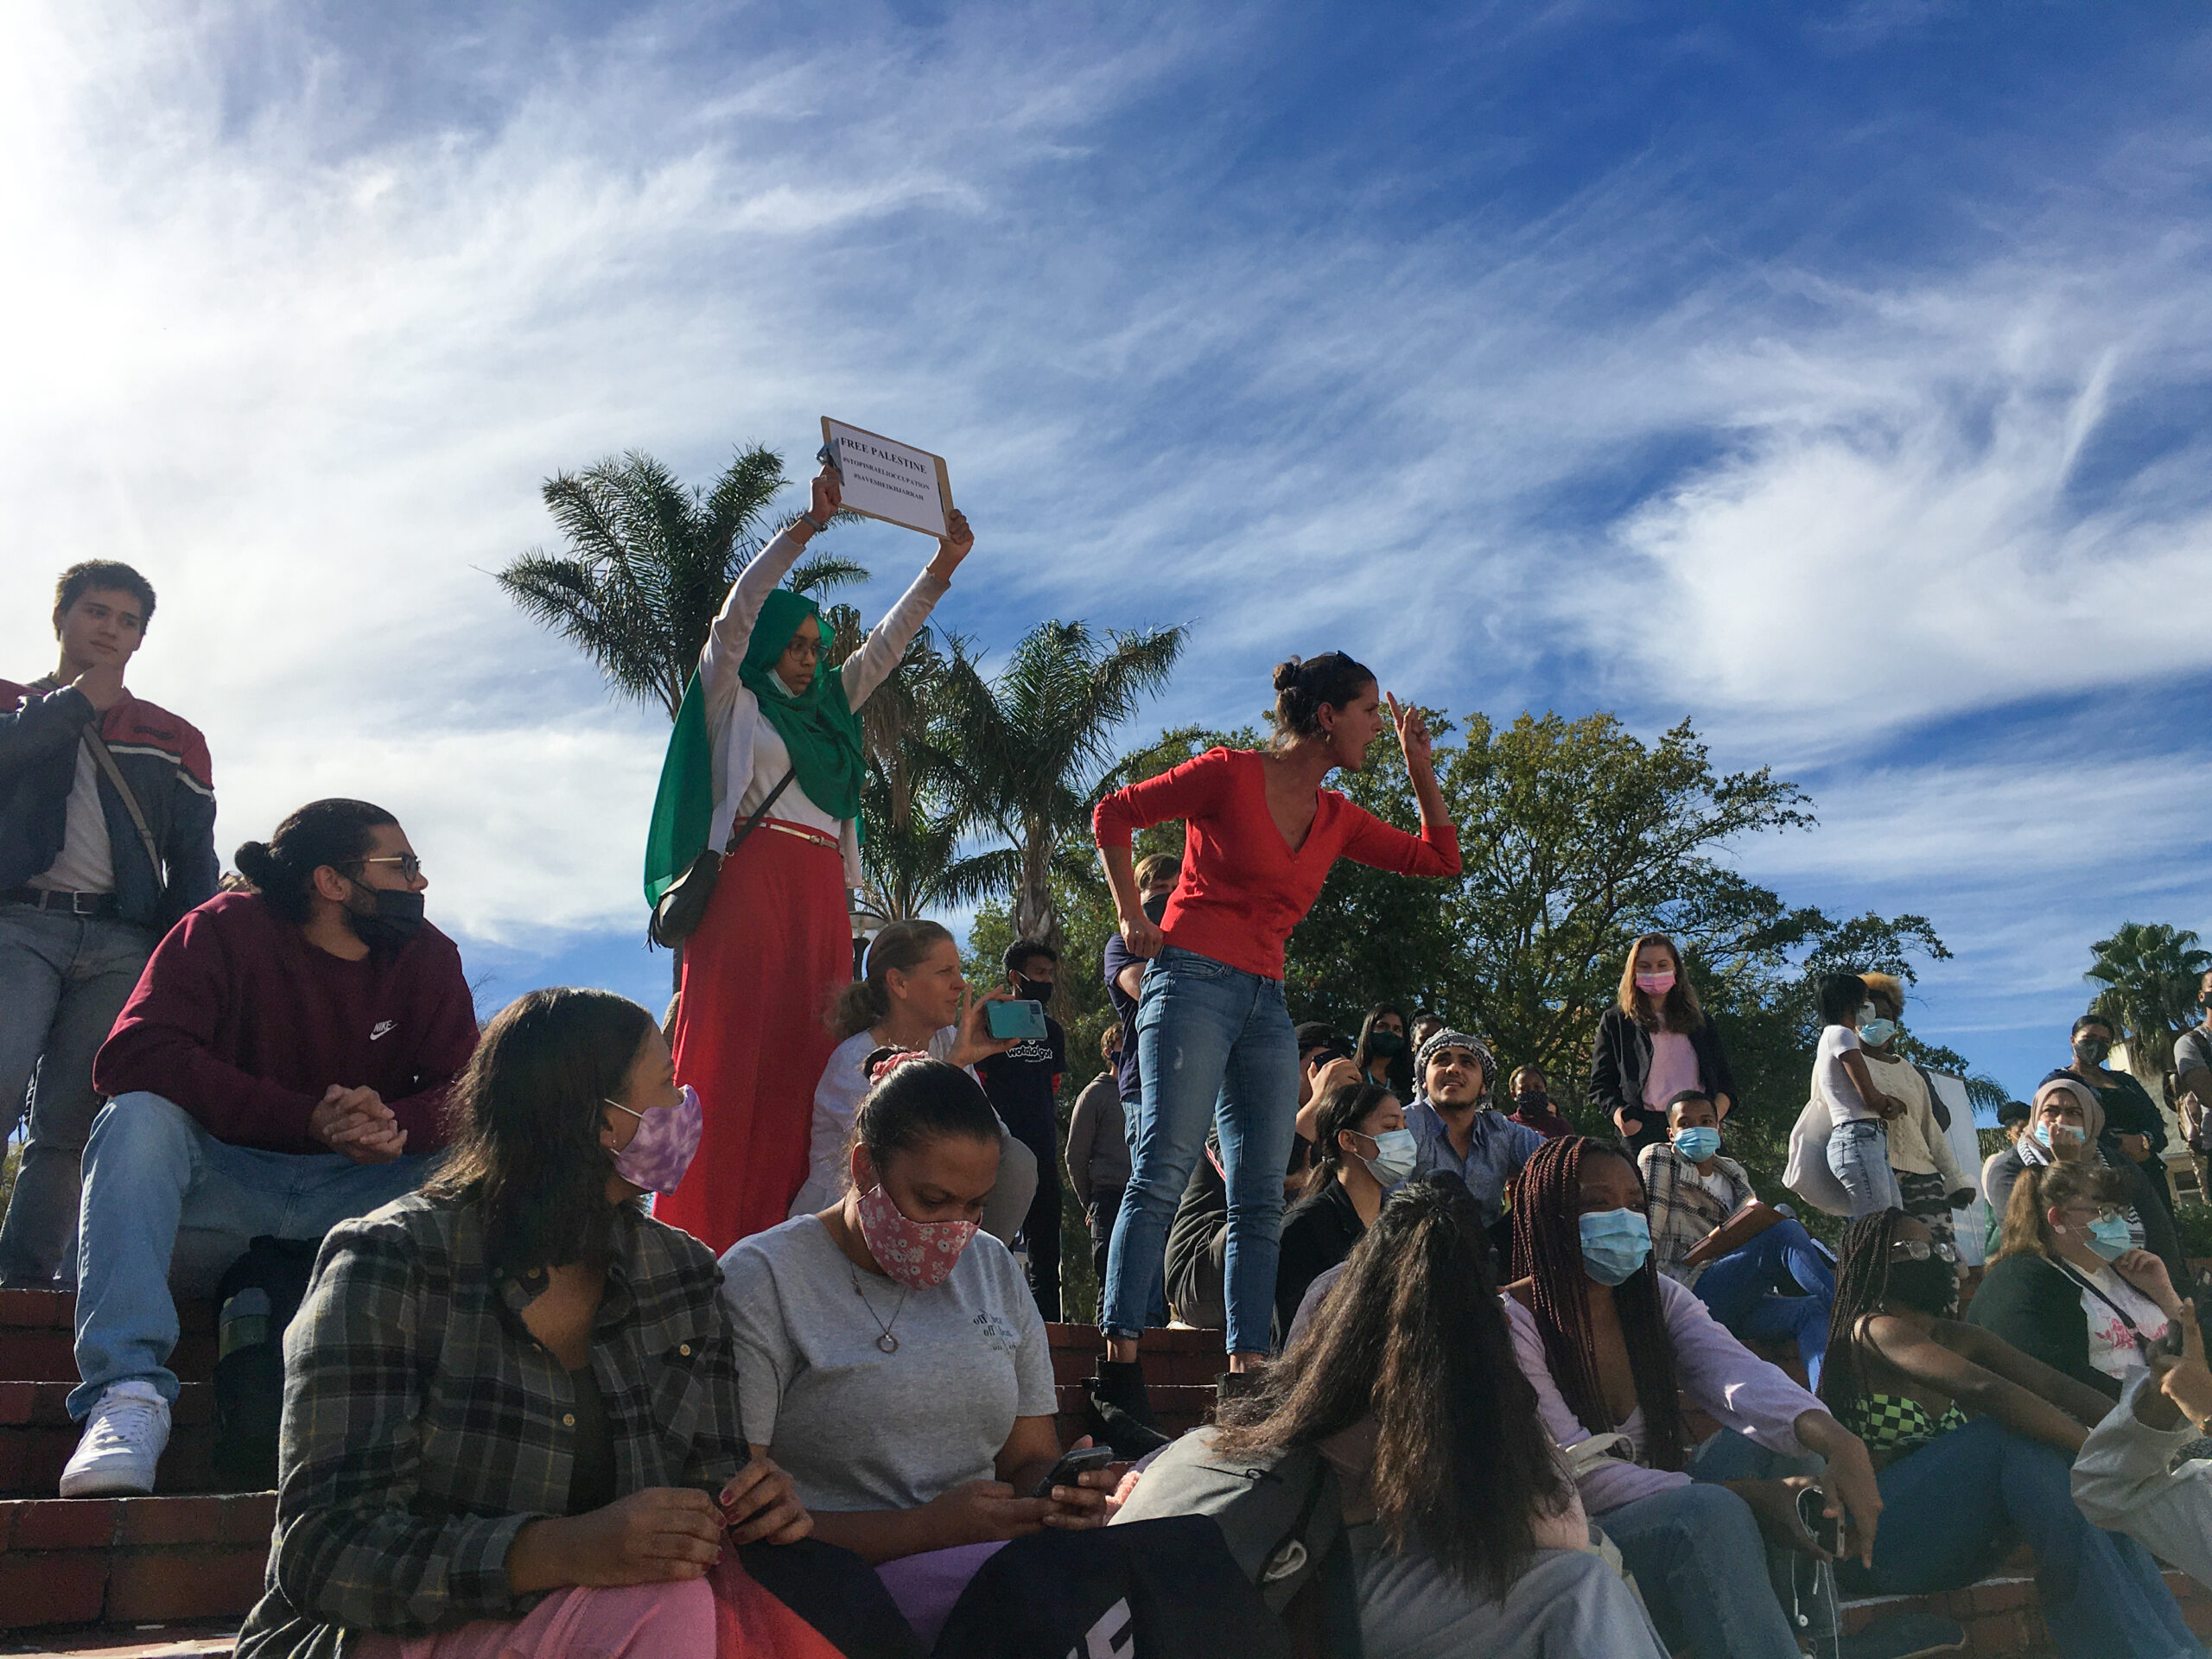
[648,768,797,949]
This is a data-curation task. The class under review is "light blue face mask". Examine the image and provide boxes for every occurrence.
[1859,1017,1900,1048]
[1672,1126,1721,1164]
[2033,1122,2086,1149]
[2086,1215,2133,1262]
[1358,1128,1420,1188]
[1578,1208,1653,1286]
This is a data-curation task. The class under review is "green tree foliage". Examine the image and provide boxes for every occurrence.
[927,621,1188,949]
[2085,922,2211,1094]
[495,446,867,720]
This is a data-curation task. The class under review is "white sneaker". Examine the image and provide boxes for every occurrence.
[59,1381,170,1497]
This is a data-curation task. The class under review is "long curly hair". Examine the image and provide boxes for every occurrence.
[1507,1135,1688,1470]
[1211,1176,1570,1597]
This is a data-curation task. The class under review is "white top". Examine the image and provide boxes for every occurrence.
[789,1026,965,1219]
[718,1216,1057,1514]
[2081,1265,2171,1380]
[1814,1024,1873,1124]
[29,741,115,893]
[699,526,948,884]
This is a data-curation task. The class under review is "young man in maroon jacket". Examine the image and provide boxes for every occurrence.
[60,798,478,1497]
[0,562,219,1288]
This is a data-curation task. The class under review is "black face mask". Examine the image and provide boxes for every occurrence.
[1141,892,1170,925]
[2075,1037,2111,1065]
[1515,1090,1551,1111]
[1014,976,1052,1005]
[1885,1258,1957,1319]
[346,885,426,952]
[1366,1030,1406,1058]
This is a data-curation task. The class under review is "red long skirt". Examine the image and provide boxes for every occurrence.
[658,823,849,1255]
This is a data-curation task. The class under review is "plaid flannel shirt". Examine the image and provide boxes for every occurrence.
[1637,1141,1758,1289]
[236,1192,748,1659]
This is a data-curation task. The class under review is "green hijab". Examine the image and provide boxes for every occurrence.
[738,588,865,824]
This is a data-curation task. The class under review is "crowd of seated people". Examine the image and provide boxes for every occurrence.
[21,553,2212,1656]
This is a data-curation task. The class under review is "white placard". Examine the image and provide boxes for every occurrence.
[820,418,953,538]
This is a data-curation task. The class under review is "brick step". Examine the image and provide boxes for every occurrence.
[0,1493,274,1633]
[0,1293,218,1387]
[1843,1568,2212,1656]
[1,1383,219,1498]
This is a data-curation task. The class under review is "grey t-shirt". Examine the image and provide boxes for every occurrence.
[719,1214,1058,1513]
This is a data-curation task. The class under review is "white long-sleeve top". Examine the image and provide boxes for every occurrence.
[699,527,948,885]
[2072,1368,2212,1589]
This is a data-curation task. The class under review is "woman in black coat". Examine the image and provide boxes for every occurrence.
[1588,933,1735,1155]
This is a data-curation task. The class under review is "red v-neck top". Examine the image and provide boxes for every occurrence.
[1092,747,1460,981]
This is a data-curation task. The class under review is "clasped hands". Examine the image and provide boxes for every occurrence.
[308,1085,407,1164]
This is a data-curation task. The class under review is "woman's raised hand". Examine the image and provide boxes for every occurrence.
[1387,693,1434,775]
[809,466,842,527]
[948,984,1019,1070]
[925,508,976,581]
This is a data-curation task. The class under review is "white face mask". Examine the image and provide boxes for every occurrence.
[1356,1128,1419,1188]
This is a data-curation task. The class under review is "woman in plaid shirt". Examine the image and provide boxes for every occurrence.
[238,988,813,1659]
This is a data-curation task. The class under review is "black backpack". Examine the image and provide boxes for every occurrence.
[211,1236,321,1491]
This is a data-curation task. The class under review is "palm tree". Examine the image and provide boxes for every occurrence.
[2086,921,2212,1093]
[495,446,868,720]
[927,620,1188,949]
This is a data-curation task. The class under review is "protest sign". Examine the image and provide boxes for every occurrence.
[819,418,953,538]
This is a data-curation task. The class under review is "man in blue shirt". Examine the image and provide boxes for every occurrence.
[1407,1029,1541,1229]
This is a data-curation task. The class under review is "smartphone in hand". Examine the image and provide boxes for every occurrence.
[986,999,1047,1042]
[1032,1445,1116,1499]
[1795,1484,1841,1557]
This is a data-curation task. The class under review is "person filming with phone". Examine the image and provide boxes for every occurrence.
[788,919,1036,1248]
[976,941,1068,1320]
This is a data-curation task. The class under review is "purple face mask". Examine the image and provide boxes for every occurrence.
[603,1085,703,1194]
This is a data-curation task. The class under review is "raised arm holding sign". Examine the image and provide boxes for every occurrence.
[819,418,957,539]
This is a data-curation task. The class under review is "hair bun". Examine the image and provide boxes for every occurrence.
[232,840,279,887]
[1272,658,1306,694]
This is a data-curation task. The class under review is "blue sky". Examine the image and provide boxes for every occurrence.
[4,1,2209,1103]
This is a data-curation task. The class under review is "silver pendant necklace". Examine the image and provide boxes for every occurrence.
[850,1266,910,1353]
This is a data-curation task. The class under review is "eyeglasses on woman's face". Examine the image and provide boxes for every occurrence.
[2058,1203,2126,1225]
[1887,1238,1958,1264]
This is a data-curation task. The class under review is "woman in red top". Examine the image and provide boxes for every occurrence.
[1090,652,1459,1402]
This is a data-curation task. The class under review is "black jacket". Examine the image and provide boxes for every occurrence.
[1274,1179,1367,1343]
[1965,1252,2123,1402]
[1587,1005,1737,1154]
[0,678,218,930]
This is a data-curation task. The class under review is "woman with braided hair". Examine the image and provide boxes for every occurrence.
[1819,1207,2192,1659]
[1503,1135,1880,1659]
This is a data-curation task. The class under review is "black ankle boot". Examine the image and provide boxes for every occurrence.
[1087,1358,1168,1457]
[1213,1369,1264,1415]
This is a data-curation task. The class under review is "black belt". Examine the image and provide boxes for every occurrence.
[3,888,121,916]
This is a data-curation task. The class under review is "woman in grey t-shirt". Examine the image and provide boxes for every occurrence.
[721,1052,1122,1640]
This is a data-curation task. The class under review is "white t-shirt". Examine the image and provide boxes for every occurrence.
[719,1215,1058,1513]
[791,1027,969,1219]
[28,740,116,893]
[2081,1266,2171,1381]
[1815,1024,1873,1125]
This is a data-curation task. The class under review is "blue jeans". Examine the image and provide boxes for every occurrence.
[1601,1432,1813,1659]
[71,1091,429,1419]
[1842,1416,2196,1659]
[0,906,155,1285]
[1693,1218,1835,1389]
[1826,1119,1902,1217]
[1102,946,1298,1355]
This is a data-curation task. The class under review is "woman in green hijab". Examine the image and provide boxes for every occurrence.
[654,464,977,1254]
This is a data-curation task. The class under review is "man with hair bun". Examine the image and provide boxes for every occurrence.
[1,561,218,1287]
[58,798,477,1498]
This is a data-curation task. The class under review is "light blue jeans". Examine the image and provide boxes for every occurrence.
[0,906,154,1286]
[70,1090,429,1419]
[1599,1432,1820,1659]
[1101,946,1299,1355]
[1826,1118,1903,1217]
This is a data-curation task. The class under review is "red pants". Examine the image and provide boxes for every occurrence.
[658,823,848,1255]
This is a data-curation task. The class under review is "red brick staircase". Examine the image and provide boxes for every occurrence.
[7,1293,2209,1656]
